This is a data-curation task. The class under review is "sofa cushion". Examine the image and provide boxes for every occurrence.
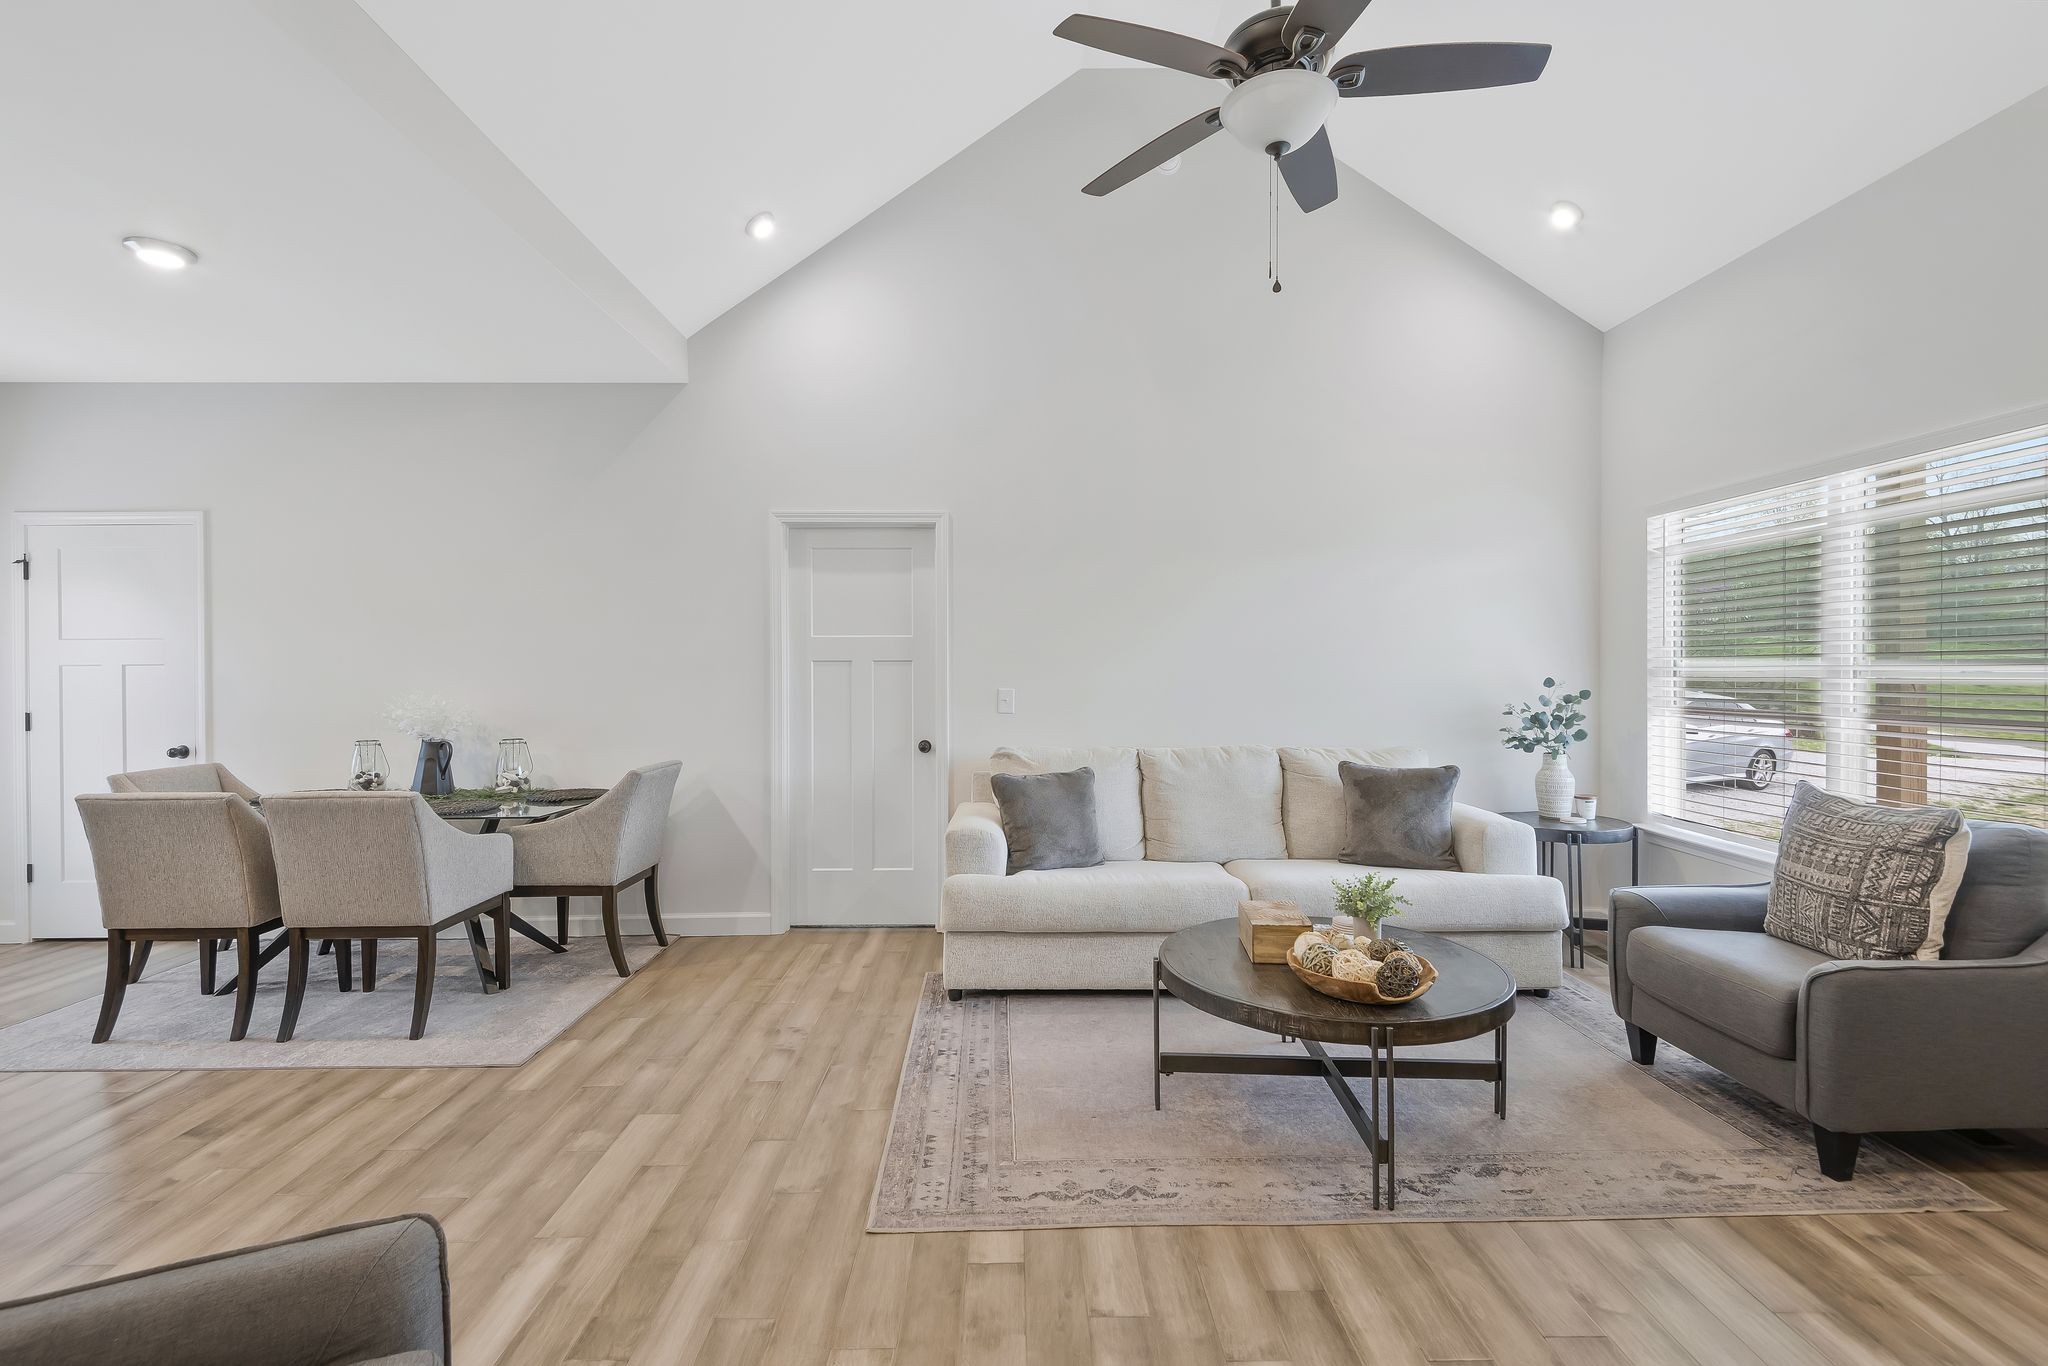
[1278,746,1430,859]
[1765,782,1972,960]
[990,769,1104,875]
[976,747,1144,862]
[1339,762,1460,870]
[1627,926,1831,1059]
[1941,821,2048,960]
[941,860,1248,935]
[1225,859,1566,934]
[1139,747,1286,863]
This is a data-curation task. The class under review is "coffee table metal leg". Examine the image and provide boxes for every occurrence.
[1496,1025,1508,1118]
[1152,957,1162,1111]
[1386,1033,1399,1209]
[1370,1029,1383,1210]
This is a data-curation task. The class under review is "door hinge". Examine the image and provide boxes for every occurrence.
[24,864,31,884]
[21,712,28,732]
[10,554,25,581]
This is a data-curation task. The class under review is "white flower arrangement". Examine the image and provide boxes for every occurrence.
[382,693,473,742]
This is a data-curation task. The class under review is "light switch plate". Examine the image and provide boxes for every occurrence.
[997,688,1016,714]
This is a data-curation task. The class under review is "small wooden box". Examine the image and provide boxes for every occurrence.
[1238,899,1309,963]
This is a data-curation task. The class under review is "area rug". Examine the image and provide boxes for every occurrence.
[0,936,667,1071]
[870,973,1996,1230]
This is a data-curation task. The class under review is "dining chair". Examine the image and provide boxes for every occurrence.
[74,792,284,1043]
[263,790,513,1041]
[510,760,683,976]
[108,762,261,801]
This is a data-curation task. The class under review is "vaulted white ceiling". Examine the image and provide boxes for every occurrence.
[6,1,2048,379]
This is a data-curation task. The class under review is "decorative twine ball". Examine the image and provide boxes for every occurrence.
[1375,951,1423,998]
[1364,937,1406,962]
[1330,950,1382,984]
[1292,930,1324,959]
[1318,929,1355,952]
[1297,940,1337,976]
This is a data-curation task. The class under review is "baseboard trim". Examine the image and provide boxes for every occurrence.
[549,908,775,938]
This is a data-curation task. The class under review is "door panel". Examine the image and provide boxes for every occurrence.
[787,525,940,926]
[24,519,203,939]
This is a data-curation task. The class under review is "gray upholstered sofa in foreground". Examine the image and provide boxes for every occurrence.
[0,1213,448,1364]
[1609,819,2048,1180]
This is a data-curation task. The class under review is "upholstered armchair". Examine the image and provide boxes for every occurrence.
[264,791,513,1041]
[1610,820,2048,1180]
[108,762,260,800]
[510,760,682,976]
[0,1213,449,1365]
[75,792,284,1043]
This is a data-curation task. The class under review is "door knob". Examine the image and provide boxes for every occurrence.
[918,740,933,754]
[166,745,191,759]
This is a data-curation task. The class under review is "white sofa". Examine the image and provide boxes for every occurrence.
[941,745,1568,994]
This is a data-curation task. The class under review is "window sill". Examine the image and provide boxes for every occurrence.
[1635,818,1778,872]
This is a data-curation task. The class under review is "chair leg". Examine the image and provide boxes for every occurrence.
[645,867,669,946]
[230,929,259,1042]
[278,929,310,1043]
[92,930,132,1044]
[336,937,353,992]
[198,938,218,996]
[1813,1124,1862,1181]
[601,888,629,977]
[125,938,153,984]
[319,938,334,956]
[410,932,438,1040]
[1625,1024,1658,1066]
[362,938,377,992]
[557,896,569,945]
[494,900,512,990]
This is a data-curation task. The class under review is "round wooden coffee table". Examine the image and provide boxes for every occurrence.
[1154,918,1516,1209]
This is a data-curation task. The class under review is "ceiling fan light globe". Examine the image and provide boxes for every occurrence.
[1218,69,1336,157]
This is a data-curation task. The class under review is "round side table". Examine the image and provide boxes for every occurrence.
[1499,812,1638,969]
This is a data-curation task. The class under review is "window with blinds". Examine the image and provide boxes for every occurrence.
[1647,423,2048,840]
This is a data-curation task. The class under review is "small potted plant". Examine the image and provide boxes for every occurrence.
[1500,677,1591,819]
[1331,872,1410,958]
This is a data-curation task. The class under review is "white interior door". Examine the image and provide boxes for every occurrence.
[22,516,204,939]
[786,524,942,926]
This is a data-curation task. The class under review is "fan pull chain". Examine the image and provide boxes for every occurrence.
[1267,156,1283,294]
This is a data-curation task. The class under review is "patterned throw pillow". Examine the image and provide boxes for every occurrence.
[1764,783,1973,960]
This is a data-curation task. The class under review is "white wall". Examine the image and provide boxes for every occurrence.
[1599,87,2048,886]
[0,71,1603,940]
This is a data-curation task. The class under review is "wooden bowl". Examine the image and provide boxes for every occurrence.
[1286,949,1438,1005]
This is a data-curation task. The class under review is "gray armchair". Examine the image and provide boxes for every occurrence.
[1610,819,2048,1179]
[510,760,682,976]
[0,1213,448,1365]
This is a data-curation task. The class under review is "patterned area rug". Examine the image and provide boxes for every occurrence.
[870,973,1996,1230]
[0,936,667,1071]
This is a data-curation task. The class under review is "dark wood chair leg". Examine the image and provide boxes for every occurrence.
[557,896,570,945]
[410,931,438,1040]
[278,929,310,1043]
[947,989,964,1003]
[494,900,512,990]
[1625,1024,1658,1066]
[229,929,259,1042]
[362,938,377,992]
[600,887,629,977]
[335,937,353,992]
[198,938,218,996]
[1813,1124,1862,1181]
[319,938,334,956]
[92,931,132,1044]
[125,938,153,984]
[645,867,669,946]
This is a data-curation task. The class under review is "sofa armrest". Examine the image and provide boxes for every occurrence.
[946,802,1007,879]
[0,1213,449,1365]
[1797,931,2048,1133]
[1608,882,1770,1018]
[1450,805,1536,875]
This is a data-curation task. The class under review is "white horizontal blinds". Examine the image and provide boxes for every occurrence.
[1648,424,2048,839]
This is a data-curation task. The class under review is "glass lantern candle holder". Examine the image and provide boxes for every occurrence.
[495,738,533,796]
[349,740,389,791]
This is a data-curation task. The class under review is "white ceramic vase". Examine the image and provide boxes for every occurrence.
[1535,753,1576,819]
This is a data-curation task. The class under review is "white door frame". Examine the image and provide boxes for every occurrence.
[6,510,209,943]
[767,511,950,935]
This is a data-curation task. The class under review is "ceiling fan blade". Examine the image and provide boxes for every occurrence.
[1332,42,1551,97]
[1278,127,1338,213]
[1054,15,1245,80]
[1083,108,1223,196]
[1281,0,1372,61]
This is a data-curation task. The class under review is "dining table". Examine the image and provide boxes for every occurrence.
[426,792,601,990]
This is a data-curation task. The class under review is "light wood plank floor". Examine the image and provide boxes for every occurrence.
[4,929,2047,1364]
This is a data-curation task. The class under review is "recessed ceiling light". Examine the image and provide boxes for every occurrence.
[121,235,198,270]
[745,212,776,241]
[1548,201,1583,232]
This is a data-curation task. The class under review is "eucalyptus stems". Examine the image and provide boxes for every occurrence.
[1500,677,1591,759]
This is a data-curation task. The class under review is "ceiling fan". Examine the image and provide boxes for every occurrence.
[1055,1,1551,213]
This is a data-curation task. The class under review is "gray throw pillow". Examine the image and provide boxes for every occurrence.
[1764,782,1972,960]
[1938,821,2048,960]
[990,767,1106,875]
[1338,762,1460,871]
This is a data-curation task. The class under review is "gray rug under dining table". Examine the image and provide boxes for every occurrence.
[870,972,1996,1231]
